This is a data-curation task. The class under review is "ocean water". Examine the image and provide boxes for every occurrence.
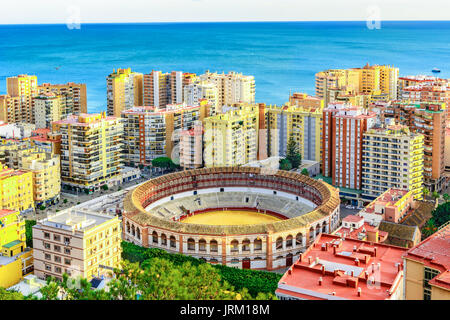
[0,21,449,113]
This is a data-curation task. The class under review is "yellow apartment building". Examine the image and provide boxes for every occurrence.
[362,124,424,201]
[0,209,33,288]
[204,104,259,167]
[107,68,143,117]
[264,102,323,163]
[0,164,34,214]
[37,82,87,115]
[32,210,122,281]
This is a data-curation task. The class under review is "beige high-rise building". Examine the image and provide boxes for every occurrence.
[0,75,38,124]
[203,104,259,167]
[33,93,62,129]
[179,121,203,169]
[315,64,399,107]
[37,82,87,115]
[183,81,219,114]
[199,71,255,111]
[53,113,124,193]
[143,71,196,108]
[121,101,210,166]
[106,68,143,117]
[32,210,122,281]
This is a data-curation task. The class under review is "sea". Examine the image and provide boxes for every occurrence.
[0,21,449,113]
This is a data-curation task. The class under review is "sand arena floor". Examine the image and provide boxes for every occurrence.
[180,210,282,225]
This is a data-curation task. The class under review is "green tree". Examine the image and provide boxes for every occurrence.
[432,191,440,201]
[286,135,301,169]
[443,193,450,202]
[279,158,292,171]
[152,157,176,170]
[422,219,438,238]
[300,168,309,176]
[430,201,450,228]
[423,187,430,199]
[25,220,36,247]
[0,287,24,300]
[101,184,109,191]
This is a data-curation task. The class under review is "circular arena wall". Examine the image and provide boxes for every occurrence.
[123,167,340,270]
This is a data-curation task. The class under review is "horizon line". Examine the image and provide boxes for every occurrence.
[1,19,450,26]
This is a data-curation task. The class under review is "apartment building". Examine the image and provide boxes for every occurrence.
[121,102,210,166]
[0,163,34,214]
[263,102,323,163]
[322,103,376,190]
[403,224,450,300]
[0,74,38,124]
[0,209,33,288]
[362,124,424,201]
[183,81,219,114]
[0,139,60,206]
[358,188,416,225]
[33,93,62,129]
[203,104,259,167]
[53,113,123,193]
[179,121,203,169]
[32,210,122,281]
[198,71,255,110]
[315,64,399,107]
[143,71,196,108]
[37,82,87,115]
[106,68,143,117]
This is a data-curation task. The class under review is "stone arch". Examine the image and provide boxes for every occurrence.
[276,237,283,250]
[169,236,176,248]
[286,235,293,248]
[199,239,207,252]
[161,233,167,246]
[152,231,158,244]
[187,238,195,251]
[210,239,218,252]
[242,239,251,252]
[254,238,262,251]
[230,239,239,252]
[295,233,303,247]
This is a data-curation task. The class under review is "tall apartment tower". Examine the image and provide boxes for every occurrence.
[37,82,87,115]
[183,81,219,114]
[263,102,323,163]
[362,124,424,201]
[322,103,376,190]
[199,71,255,111]
[53,113,124,193]
[33,93,62,129]
[203,104,259,167]
[143,71,196,108]
[0,74,38,124]
[315,64,399,107]
[386,101,446,192]
[106,68,143,117]
[121,101,210,166]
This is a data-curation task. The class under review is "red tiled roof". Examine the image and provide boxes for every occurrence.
[277,233,407,300]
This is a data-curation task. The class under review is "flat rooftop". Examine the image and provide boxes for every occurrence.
[277,233,407,300]
[38,210,116,232]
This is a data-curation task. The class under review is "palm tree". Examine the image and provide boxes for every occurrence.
[432,191,440,201]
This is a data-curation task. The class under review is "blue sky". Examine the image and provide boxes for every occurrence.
[0,0,449,24]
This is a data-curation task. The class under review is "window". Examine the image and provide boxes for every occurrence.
[54,245,61,253]
[44,242,51,249]
[55,267,62,274]
[44,253,51,260]
[64,248,71,255]
[53,235,61,241]
[64,237,70,245]
[424,267,440,300]
[44,232,50,239]
[45,264,51,271]
[54,256,61,263]
[64,258,71,265]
